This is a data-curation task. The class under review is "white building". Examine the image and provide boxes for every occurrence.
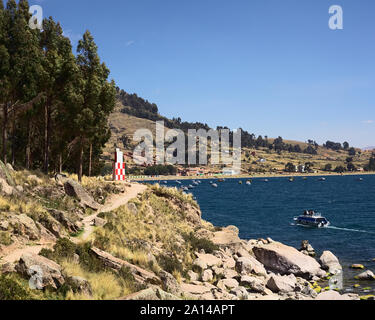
[222,168,240,176]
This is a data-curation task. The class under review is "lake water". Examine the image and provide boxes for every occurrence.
[145,175,375,293]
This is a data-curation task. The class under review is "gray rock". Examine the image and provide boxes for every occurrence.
[201,269,213,282]
[253,241,325,280]
[266,274,297,293]
[316,290,360,300]
[187,270,199,282]
[0,160,15,186]
[223,269,238,279]
[195,253,222,267]
[0,178,13,195]
[63,179,100,210]
[240,275,266,293]
[15,253,65,290]
[9,214,40,240]
[0,220,9,230]
[235,256,267,277]
[67,276,93,297]
[159,270,181,296]
[217,278,239,290]
[230,286,249,300]
[193,258,208,270]
[355,270,375,281]
[1,262,16,274]
[93,217,106,227]
[319,251,342,274]
[127,203,138,214]
[120,287,180,300]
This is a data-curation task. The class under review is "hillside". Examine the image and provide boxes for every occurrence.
[0,164,367,301]
[104,92,373,177]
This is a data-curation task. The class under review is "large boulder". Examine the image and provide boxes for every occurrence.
[235,256,267,277]
[63,179,100,210]
[266,274,297,293]
[354,270,375,281]
[252,241,325,280]
[0,178,14,195]
[0,160,15,186]
[47,209,81,234]
[319,251,342,275]
[90,247,161,285]
[9,214,40,240]
[316,290,360,300]
[195,253,222,268]
[211,226,242,246]
[15,253,65,290]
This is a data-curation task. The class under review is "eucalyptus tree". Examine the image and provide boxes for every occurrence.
[74,31,115,181]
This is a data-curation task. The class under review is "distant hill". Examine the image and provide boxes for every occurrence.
[104,88,371,175]
[362,146,375,151]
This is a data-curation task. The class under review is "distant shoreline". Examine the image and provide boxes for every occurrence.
[128,171,375,182]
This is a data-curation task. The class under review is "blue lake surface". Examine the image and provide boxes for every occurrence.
[145,175,375,291]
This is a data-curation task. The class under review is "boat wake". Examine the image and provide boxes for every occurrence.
[326,226,375,234]
[291,223,374,234]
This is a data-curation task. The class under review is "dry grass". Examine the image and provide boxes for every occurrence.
[92,187,198,276]
[61,259,131,300]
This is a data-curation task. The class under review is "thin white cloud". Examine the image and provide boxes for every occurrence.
[125,40,135,47]
[362,120,374,124]
[62,29,82,43]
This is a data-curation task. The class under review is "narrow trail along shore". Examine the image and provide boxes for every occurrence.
[76,183,147,243]
[0,183,147,264]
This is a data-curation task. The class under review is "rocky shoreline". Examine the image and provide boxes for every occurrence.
[0,164,374,300]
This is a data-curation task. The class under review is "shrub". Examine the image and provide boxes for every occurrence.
[118,266,146,293]
[76,242,106,273]
[0,231,13,246]
[157,254,183,274]
[0,274,36,300]
[40,238,77,263]
[183,232,219,254]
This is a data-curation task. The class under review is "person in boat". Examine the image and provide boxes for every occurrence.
[304,210,309,216]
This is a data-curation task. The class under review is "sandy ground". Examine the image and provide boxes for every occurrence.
[0,183,147,264]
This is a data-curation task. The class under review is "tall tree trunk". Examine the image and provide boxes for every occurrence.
[11,109,16,166]
[43,102,51,174]
[78,141,83,182]
[59,153,62,173]
[2,103,8,164]
[88,143,92,177]
[25,120,31,169]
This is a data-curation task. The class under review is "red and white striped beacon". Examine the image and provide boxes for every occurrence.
[113,148,126,181]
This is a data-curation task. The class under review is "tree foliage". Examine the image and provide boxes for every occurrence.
[0,1,115,180]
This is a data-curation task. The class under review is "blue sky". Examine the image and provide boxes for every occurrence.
[28,0,375,147]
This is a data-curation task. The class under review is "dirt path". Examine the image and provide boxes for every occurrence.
[0,243,54,265]
[74,183,147,243]
[0,183,147,264]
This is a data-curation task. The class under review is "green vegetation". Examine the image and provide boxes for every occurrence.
[365,155,375,171]
[182,232,219,254]
[0,1,115,181]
